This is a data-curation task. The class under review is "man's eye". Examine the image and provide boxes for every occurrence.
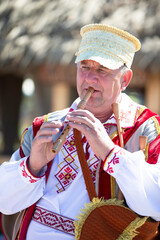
[98,68,105,73]
[81,65,90,70]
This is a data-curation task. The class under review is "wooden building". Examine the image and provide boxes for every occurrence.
[0,0,160,155]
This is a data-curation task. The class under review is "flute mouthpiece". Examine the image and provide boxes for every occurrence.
[52,87,94,154]
[77,87,94,110]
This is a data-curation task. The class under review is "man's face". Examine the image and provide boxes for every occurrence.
[76,60,125,115]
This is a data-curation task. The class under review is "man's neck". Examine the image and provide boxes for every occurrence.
[94,110,113,123]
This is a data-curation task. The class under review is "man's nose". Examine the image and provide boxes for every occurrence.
[85,70,98,83]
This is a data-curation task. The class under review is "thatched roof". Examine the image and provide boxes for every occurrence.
[0,0,160,75]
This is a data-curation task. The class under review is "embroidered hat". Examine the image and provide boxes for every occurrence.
[75,24,141,69]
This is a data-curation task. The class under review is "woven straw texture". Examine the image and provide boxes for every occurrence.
[75,24,141,69]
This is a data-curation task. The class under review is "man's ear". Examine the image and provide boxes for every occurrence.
[121,69,133,90]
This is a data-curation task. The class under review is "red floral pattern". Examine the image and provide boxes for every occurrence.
[106,152,120,174]
[20,159,39,183]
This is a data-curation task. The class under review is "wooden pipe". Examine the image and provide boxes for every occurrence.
[52,87,94,153]
[112,103,124,148]
[112,103,124,200]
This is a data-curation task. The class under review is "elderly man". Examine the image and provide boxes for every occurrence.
[0,24,160,240]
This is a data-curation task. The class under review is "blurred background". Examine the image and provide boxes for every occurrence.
[0,0,160,162]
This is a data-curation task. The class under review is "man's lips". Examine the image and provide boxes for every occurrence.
[85,88,100,93]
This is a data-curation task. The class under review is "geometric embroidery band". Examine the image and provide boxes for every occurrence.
[32,206,75,236]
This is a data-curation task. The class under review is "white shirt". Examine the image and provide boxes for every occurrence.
[0,94,160,240]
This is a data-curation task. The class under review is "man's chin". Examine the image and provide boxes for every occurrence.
[85,101,101,112]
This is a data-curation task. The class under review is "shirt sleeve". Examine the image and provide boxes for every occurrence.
[103,145,160,221]
[0,126,46,215]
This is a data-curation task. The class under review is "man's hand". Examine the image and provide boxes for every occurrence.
[66,110,115,160]
[28,121,63,176]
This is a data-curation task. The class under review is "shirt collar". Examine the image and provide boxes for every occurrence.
[70,93,139,129]
[106,93,139,128]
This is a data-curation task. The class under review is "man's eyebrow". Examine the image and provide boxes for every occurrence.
[99,65,106,69]
[81,60,88,65]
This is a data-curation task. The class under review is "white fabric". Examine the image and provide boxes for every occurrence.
[0,94,160,240]
[0,150,46,214]
[103,146,160,221]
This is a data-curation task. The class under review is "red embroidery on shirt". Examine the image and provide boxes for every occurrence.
[55,132,99,194]
[120,111,130,124]
[20,160,38,183]
[106,152,120,174]
[32,206,75,236]
[64,136,75,152]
